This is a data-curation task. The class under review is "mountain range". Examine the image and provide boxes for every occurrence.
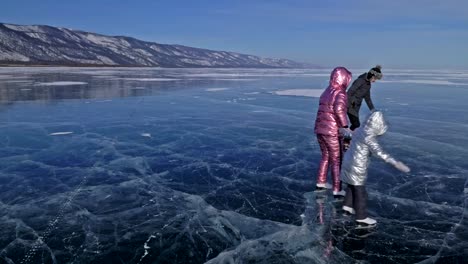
[0,23,313,68]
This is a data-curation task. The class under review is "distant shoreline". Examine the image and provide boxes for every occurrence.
[1,64,465,71]
[0,63,142,68]
[0,63,317,69]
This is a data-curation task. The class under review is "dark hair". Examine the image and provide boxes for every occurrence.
[367,65,383,80]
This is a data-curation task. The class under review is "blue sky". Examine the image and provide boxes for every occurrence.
[1,0,467,69]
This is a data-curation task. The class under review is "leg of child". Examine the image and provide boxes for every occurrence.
[343,185,353,207]
[347,113,360,131]
[325,136,342,193]
[343,185,355,214]
[316,135,329,186]
[339,136,345,164]
[353,185,368,220]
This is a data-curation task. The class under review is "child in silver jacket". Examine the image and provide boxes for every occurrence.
[340,110,410,227]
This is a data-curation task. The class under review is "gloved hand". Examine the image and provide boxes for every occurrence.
[339,127,352,139]
[394,161,410,173]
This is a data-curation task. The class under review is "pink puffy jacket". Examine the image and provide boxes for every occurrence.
[314,67,352,136]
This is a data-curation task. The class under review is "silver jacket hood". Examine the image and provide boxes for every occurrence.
[341,111,396,185]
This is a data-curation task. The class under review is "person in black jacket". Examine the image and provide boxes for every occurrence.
[347,65,383,131]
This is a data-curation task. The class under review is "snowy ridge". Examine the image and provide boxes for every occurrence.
[0,22,313,68]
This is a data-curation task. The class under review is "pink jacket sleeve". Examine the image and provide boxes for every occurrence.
[333,91,348,128]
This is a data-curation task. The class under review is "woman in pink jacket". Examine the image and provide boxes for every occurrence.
[314,67,352,197]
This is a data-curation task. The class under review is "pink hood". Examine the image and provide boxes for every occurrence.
[314,67,352,136]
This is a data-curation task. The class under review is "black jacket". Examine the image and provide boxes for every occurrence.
[347,73,375,117]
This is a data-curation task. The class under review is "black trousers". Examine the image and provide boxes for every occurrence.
[343,184,368,220]
[347,113,360,131]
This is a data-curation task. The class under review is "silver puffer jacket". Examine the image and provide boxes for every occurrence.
[341,111,397,186]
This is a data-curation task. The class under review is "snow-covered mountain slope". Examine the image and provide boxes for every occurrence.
[0,23,313,68]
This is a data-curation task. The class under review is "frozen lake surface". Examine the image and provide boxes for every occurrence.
[0,67,466,263]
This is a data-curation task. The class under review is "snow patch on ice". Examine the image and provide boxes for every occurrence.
[205,88,229,92]
[5,80,32,83]
[49,132,74,136]
[118,78,180,81]
[215,78,258,81]
[380,80,468,86]
[34,81,88,86]
[141,133,152,138]
[274,89,323,98]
